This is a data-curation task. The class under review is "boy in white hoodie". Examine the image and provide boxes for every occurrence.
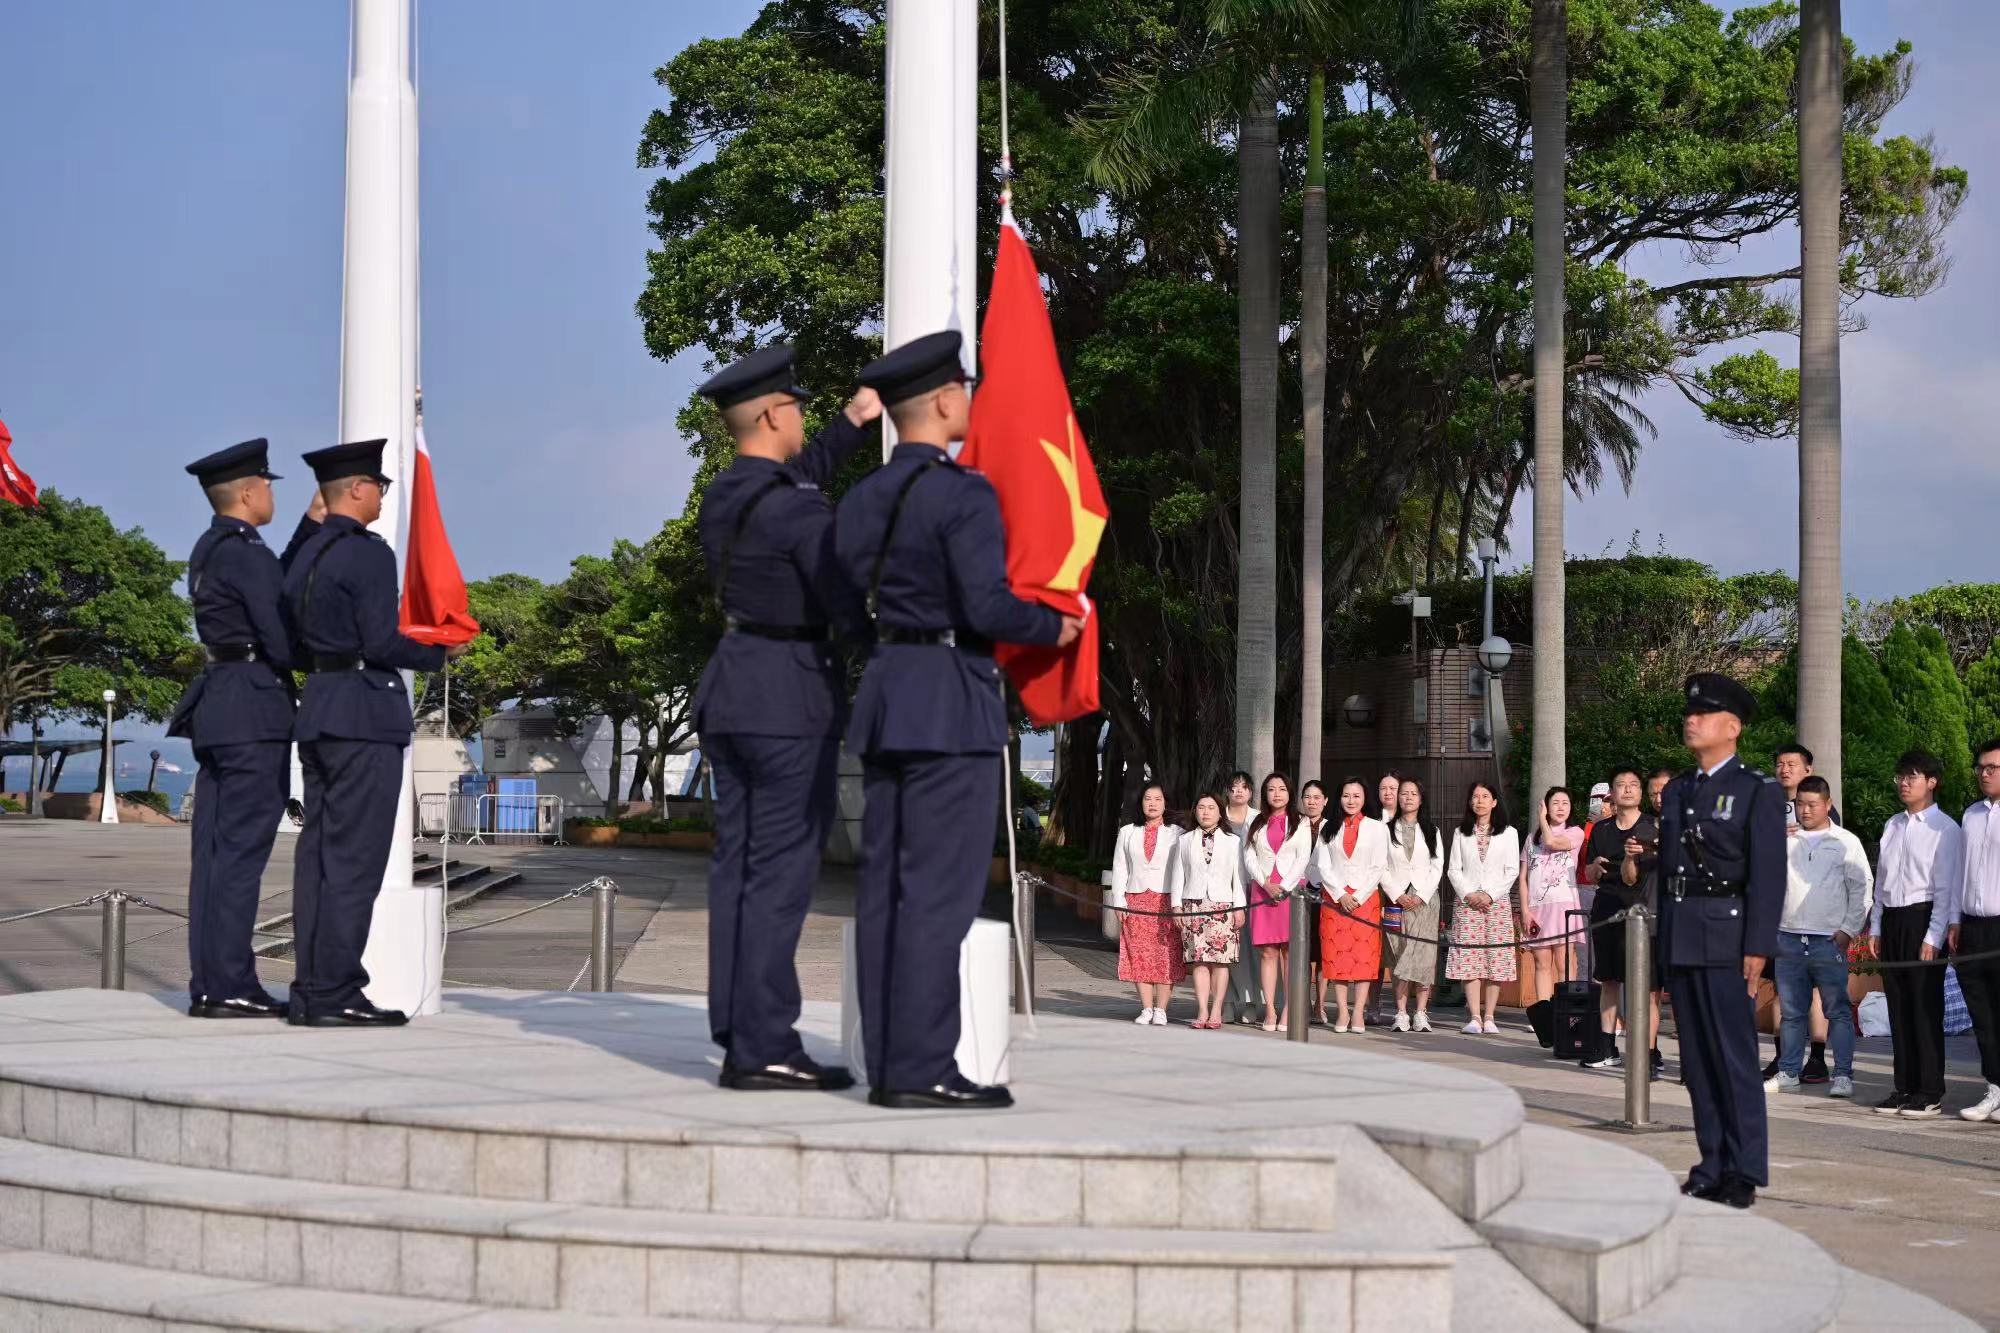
[1767,777,1873,1098]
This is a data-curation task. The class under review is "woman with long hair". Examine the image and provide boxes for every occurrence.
[1242,772,1313,1031]
[1446,780,1521,1034]
[1314,777,1390,1033]
[1384,776,1446,1031]
[1167,793,1244,1029]
[1220,769,1260,1023]
[1110,783,1184,1025]
[1299,779,1333,1024]
[1519,786,1586,1021]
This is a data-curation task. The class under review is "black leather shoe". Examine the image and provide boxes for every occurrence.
[1712,1176,1757,1209]
[1680,1174,1719,1200]
[297,1001,408,1027]
[189,993,288,1020]
[867,1073,1013,1110]
[719,1055,856,1092]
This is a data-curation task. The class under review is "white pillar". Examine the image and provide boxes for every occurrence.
[342,0,440,1017]
[881,0,979,458]
[98,691,119,824]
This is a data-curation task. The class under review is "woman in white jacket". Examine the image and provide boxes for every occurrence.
[1446,780,1522,1034]
[1110,784,1184,1025]
[1167,793,1245,1029]
[1383,776,1447,1031]
[1313,777,1392,1033]
[1242,773,1314,1031]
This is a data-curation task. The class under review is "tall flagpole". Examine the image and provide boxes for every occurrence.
[342,0,441,1016]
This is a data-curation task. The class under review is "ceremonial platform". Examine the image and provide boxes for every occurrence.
[0,990,1974,1332]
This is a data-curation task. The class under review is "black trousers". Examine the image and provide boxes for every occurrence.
[1956,914,2000,1088]
[856,751,998,1090]
[187,741,290,1002]
[1879,902,1947,1099]
[704,732,839,1068]
[291,739,404,1013]
[1668,962,1768,1188]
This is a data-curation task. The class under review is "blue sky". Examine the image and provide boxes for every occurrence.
[0,0,1990,603]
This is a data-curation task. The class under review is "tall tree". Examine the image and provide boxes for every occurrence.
[1796,0,1844,805]
[1298,66,1329,782]
[1529,0,1567,815]
[1236,74,1280,780]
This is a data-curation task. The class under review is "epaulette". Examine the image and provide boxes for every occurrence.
[365,531,388,544]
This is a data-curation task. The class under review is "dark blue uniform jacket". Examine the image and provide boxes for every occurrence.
[1658,756,1786,968]
[169,516,316,748]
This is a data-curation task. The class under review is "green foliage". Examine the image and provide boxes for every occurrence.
[1879,623,1973,811]
[1836,635,1914,840]
[414,573,551,737]
[0,490,195,731]
[1023,835,1110,886]
[1861,584,2000,669]
[614,815,713,835]
[1690,351,1799,440]
[119,788,170,816]
[1016,771,1053,811]
[1964,639,2000,755]
[0,793,24,814]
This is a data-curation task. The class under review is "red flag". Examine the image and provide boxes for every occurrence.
[399,424,480,646]
[959,217,1108,725]
[0,417,40,507]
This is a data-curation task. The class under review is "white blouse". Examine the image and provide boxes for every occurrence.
[1167,827,1246,908]
[1301,817,1332,884]
[1109,823,1178,907]
[1382,819,1446,905]
[1243,814,1316,891]
[1312,817,1391,904]
[1449,825,1522,905]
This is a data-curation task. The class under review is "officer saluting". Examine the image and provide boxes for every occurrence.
[1660,672,1785,1208]
[282,440,469,1026]
[169,439,319,1020]
[834,331,1083,1109]
[694,344,882,1091]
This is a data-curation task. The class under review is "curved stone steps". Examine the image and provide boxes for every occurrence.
[1604,1198,1845,1333]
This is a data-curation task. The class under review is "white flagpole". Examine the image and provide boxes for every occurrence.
[342,0,440,1017]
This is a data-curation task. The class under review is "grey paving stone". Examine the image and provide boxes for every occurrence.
[286,1117,347,1185]
[932,1261,1033,1333]
[475,1237,558,1309]
[88,1198,143,1264]
[1178,1158,1256,1231]
[892,1153,986,1224]
[627,1144,710,1211]
[200,1211,266,1281]
[264,1217,303,1285]
[987,1156,1081,1226]
[41,1190,91,1257]
[19,1085,54,1143]
[558,1242,648,1315]
[475,1134,549,1202]
[343,1123,411,1190]
[835,1256,933,1331]
[179,1107,230,1170]
[141,1204,202,1273]
[1135,1263,1235,1332]
[1237,1268,1297,1333]
[739,1252,835,1323]
[1355,1266,1448,1332]
[401,1230,477,1302]
[710,1144,800,1217]
[0,1081,21,1137]
[133,1102,181,1165]
[300,1220,400,1295]
[1292,1270,1353,1332]
[647,1247,739,1319]
[800,1148,892,1220]
[548,1138,626,1206]
[408,1129,477,1194]
[227,1113,289,1176]
[1033,1263,1134,1333]
[0,1184,41,1247]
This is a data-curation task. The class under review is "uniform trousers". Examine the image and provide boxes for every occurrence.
[1879,902,1947,1100]
[856,750,998,1091]
[1952,914,2000,1088]
[291,739,404,1013]
[187,741,290,1002]
[1667,961,1768,1188]
[704,732,839,1068]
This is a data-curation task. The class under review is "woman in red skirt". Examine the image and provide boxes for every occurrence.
[1111,783,1185,1025]
[1315,778,1391,1032]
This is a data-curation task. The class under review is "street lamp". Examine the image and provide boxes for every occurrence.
[1475,540,1514,799]
[99,689,119,825]
[147,749,163,793]
[1340,694,1377,729]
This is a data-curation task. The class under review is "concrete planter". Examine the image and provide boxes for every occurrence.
[565,821,618,847]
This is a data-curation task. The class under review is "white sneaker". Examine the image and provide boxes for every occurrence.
[1765,1070,1802,1094]
[1828,1076,1854,1099]
[1392,1013,1411,1032]
[1149,1008,1170,1026]
[1134,1008,1156,1025]
[1413,1012,1433,1033]
[1462,1020,1483,1035]
[1960,1084,2000,1122]
[1481,1020,1500,1035]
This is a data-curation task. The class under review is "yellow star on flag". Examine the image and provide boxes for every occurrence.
[1038,414,1106,593]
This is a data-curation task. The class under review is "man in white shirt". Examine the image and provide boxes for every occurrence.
[1952,738,2000,1123]
[1768,743,1842,1084]
[1866,750,1965,1118]
[1766,777,1871,1099]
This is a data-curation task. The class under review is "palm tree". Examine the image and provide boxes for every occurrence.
[1298,67,1329,783]
[1797,0,1844,804]
[1236,75,1281,779]
[1529,0,1567,814]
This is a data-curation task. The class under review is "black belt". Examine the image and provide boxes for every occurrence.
[725,620,829,643]
[1666,876,1744,900]
[203,644,263,664]
[876,626,994,652]
[309,654,366,673]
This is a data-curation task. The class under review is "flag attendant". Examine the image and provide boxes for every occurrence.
[957,215,1107,725]
[0,417,39,507]
[398,423,480,646]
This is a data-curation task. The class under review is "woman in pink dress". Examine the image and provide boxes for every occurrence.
[1518,786,1585,1012]
[1111,783,1184,1024]
[1242,773,1314,1031]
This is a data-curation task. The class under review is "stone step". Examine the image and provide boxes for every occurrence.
[1474,1124,1678,1327]
[1833,1269,1983,1332]
[0,1137,1453,1330]
[1603,1197,1846,1333]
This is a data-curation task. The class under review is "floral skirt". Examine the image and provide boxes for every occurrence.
[1118,891,1187,984]
[1445,899,1518,982]
[1179,899,1241,965]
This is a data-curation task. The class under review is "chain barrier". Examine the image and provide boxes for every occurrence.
[443,877,611,936]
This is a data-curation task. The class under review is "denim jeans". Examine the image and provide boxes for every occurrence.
[1775,931,1854,1078]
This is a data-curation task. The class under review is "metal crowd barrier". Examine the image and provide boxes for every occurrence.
[416,792,568,846]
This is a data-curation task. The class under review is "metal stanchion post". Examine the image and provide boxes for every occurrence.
[100,892,127,990]
[1286,889,1312,1042]
[1622,905,1651,1127]
[590,879,616,992]
[1013,877,1035,1015]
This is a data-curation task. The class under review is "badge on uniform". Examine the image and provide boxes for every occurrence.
[1713,794,1736,821]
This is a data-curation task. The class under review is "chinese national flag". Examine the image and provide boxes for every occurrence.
[0,417,40,507]
[398,424,481,646]
[959,218,1108,725]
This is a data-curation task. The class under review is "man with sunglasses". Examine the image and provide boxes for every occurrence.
[281,439,471,1027]
[693,344,883,1091]
[169,438,322,1020]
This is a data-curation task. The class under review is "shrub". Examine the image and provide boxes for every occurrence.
[119,789,170,816]
[0,793,23,814]
[1879,623,1973,812]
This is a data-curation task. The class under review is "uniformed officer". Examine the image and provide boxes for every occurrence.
[694,344,882,1091]
[1659,672,1785,1208]
[834,331,1084,1109]
[168,439,319,1019]
[282,440,469,1026]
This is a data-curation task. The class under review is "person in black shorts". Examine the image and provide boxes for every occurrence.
[1581,766,1663,1078]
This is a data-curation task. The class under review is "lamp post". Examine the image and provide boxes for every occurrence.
[28,717,43,818]
[99,689,119,824]
[1475,540,1515,799]
[147,749,163,793]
